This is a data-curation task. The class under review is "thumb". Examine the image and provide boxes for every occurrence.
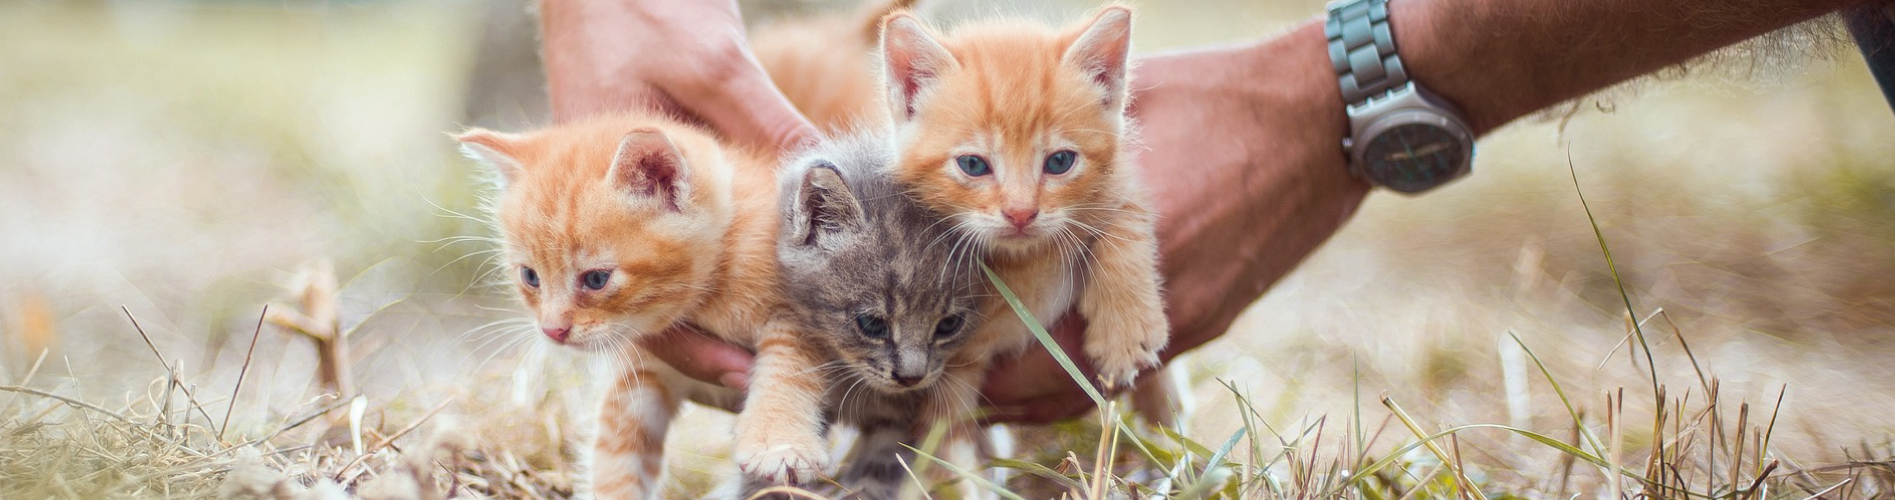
[980,313,1102,417]
[639,324,756,392]
[686,61,820,152]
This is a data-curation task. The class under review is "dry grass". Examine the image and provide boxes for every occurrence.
[2,0,1893,499]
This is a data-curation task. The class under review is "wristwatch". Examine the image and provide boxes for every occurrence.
[1326,0,1474,193]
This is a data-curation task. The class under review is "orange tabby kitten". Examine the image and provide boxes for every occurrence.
[879,6,1169,391]
[455,113,829,499]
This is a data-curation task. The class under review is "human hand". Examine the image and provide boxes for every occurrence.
[541,0,818,150]
[981,21,1373,423]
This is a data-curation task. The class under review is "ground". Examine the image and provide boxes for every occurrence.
[0,0,1891,498]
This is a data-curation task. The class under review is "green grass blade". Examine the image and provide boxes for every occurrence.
[979,262,1105,407]
[1203,427,1246,476]
[991,458,1089,492]
[904,443,1029,500]
[1109,415,1175,483]
[1568,158,1661,395]
[1335,423,1716,500]
[1174,462,1235,500]
[1353,355,1365,471]
[1158,425,1217,459]
[1507,331,1605,455]
[906,417,952,482]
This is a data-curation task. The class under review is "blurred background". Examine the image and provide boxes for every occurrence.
[1,0,1891,496]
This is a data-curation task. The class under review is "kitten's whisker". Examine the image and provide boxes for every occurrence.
[468,325,536,354]
[1064,203,1141,215]
[423,197,494,224]
[456,317,535,342]
[836,376,867,425]
[627,340,653,377]
[472,335,535,374]
[1070,217,1136,244]
[794,361,851,377]
[430,252,507,281]
[935,219,982,284]
[1063,227,1101,274]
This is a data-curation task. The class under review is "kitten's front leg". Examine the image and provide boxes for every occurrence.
[877,362,998,500]
[732,320,833,490]
[1075,206,1169,391]
[837,422,916,499]
[928,364,1002,500]
[593,366,683,500]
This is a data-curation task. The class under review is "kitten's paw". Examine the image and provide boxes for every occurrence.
[734,437,830,486]
[1085,318,1168,393]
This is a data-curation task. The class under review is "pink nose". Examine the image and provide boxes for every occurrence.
[542,326,570,342]
[1002,208,1039,229]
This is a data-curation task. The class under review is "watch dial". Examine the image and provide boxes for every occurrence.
[1363,123,1468,192]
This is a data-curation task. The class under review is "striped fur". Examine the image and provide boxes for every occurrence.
[455,112,831,499]
[878,5,1170,393]
[772,132,995,499]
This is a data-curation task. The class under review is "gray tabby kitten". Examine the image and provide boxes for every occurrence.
[770,132,989,499]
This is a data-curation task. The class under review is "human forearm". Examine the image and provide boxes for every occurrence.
[540,0,665,121]
[1396,0,1868,134]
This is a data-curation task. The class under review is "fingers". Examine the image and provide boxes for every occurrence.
[979,313,1103,424]
[983,390,1097,424]
[638,324,756,391]
[683,58,821,152]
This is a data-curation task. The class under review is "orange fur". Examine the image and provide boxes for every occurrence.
[455,113,831,499]
[879,6,1170,390]
[755,1,1188,467]
[752,0,918,132]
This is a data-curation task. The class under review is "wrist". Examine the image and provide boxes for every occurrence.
[1247,20,1352,180]
[1386,0,1512,134]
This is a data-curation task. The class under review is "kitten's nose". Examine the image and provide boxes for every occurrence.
[542,326,570,343]
[893,374,922,387]
[1002,208,1039,229]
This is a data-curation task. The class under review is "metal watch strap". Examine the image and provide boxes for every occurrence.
[1326,0,1407,106]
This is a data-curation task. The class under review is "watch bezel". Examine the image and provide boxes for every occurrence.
[1346,86,1476,194]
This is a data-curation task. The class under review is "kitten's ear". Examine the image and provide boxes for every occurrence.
[880,13,957,122]
[608,129,691,212]
[1062,6,1134,112]
[455,129,527,189]
[791,162,865,247]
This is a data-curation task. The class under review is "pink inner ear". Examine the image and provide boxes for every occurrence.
[1065,7,1133,107]
[457,130,523,159]
[611,130,688,212]
[635,156,682,211]
[882,15,952,119]
[899,66,929,117]
[456,129,527,184]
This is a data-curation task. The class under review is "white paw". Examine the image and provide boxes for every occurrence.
[735,439,829,486]
[1087,321,1167,393]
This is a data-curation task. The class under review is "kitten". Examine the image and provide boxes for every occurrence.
[878,6,1170,392]
[454,113,831,499]
[757,3,1189,432]
[774,131,992,499]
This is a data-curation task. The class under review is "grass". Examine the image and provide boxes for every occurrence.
[3,1,1895,499]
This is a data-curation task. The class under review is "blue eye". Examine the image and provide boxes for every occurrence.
[581,270,611,290]
[521,267,540,288]
[855,314,889,339]
[1043,150,1077,175]
[934,315,964,339]
[955,155,992,177]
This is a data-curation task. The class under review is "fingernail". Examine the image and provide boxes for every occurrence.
[719,372,749,391]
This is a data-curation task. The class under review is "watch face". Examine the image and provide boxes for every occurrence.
[1362,123,1468,193]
